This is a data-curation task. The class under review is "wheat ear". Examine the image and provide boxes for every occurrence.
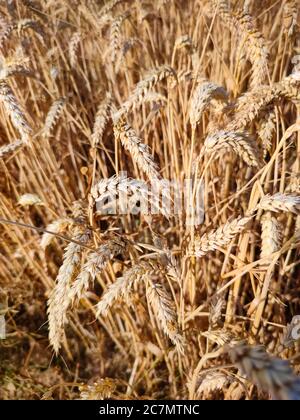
[110,11,130,61]
[47,201,89,353]
[260,212,282,265]
[47,228,90,353]
[91,92,112,146]
[69,31,81,68]
[257,193,300,215]
[191,216,252,258]
[114,65,176,118]
[146,280,184,353]
[0,81,32,143]
[43,97,66,138]
[96,261,154,317]
[69,236,126,304]
[114,117,161,180]
[40,218,71,250]
[0,139,24,159]
[190,81,228,129]
[283,1,298,37]
[201,131,262,167]
[227,343,300,400]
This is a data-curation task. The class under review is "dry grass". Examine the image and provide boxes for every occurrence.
[0,0,300,401]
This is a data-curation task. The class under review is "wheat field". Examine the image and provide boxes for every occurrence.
[0,0,300,401]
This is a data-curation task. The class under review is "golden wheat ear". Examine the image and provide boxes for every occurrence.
[227,343,300,400]
[189,216,252,258]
